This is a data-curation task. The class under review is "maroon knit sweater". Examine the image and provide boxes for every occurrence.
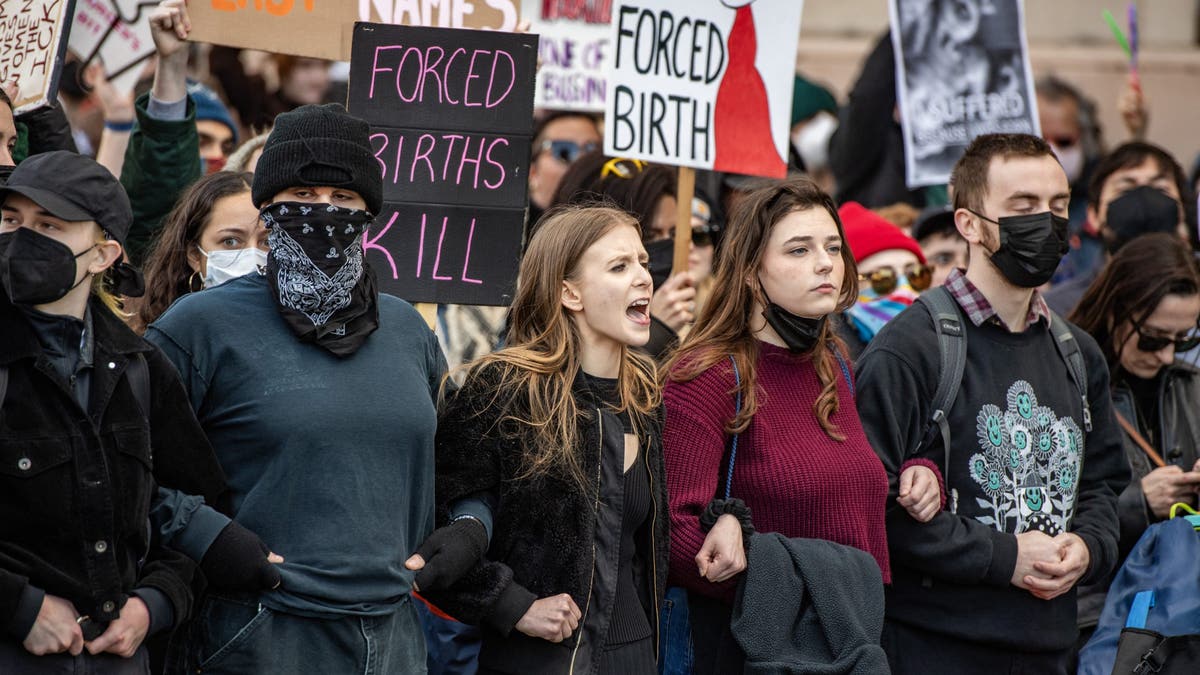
[664,341,891,601]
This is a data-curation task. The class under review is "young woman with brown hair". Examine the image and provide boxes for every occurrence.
[662,176,940,673]
[1068,233,1200,641]
[425,205,669,674]
[135,171,264,332]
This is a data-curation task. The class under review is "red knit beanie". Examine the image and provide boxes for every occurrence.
[838,201,926,264]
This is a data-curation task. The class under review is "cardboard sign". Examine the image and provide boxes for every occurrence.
[523,0,609,111]
[348,22,536,306]
[603,0,801,179]
[69,0,156,95]
[188,0,520,62]
[891,0,1040,188]
[0,0,75,113]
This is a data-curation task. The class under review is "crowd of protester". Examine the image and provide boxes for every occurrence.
[2,1,1199,673]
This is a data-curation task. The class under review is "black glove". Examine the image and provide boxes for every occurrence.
[412,518,488,592]
[201,521,282,591]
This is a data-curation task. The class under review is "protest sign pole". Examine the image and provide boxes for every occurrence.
[416,303,438,331]
[672,167,695,276]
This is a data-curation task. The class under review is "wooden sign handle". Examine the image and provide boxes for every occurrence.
[672,167,696,276]
[416,302,438,331]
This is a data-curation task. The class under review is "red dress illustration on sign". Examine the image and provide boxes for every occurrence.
[713,1,787,178]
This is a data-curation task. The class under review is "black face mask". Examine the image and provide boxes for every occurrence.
[1105,185,1181,253]
[971,210,1069,288]
[761,290,826,353]
[0,227,95,305]
[261,201,379,357]
[645,238,674,290]
[0,165,16,185]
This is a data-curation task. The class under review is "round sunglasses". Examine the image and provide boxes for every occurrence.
[858,263,933,296]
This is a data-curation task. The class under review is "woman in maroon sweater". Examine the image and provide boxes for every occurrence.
[662,176,941,673]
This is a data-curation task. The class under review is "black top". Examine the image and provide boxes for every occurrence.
[1121,372,1163,450]
[581,372,655,646]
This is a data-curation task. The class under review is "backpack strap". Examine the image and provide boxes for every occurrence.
[126,353,152,420]
[914,286,967,474]
[723,355,743,500]
[1047,311,1092,432]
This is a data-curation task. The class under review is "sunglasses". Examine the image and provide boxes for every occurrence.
[858,263,933,296]
[692,226,715,247]
[539,139,598,164]
[1132,320,1200,353]
[600,157,648,180]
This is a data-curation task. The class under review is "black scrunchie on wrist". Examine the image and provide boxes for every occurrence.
[700,498,755,551]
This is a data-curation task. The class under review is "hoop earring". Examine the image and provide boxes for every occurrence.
[188,271,204,293]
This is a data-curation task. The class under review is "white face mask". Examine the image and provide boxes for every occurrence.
[198,246,267,288]
[791,111,838,173]
[1050,141,1084,184]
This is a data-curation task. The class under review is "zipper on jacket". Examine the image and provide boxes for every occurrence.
[645,430,660,661]
[568,410,604,674]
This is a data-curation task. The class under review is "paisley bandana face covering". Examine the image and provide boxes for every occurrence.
[262,201,379,356]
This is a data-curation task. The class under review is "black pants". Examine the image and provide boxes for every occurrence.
[687,593,744,675]
[0,640,149,674]
[882,619,1073,675]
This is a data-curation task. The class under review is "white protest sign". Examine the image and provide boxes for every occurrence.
[0,0,75,113]
[69,0,156,94]
[522,0,609,111]
[603,0,801,179]
[891,0,1040,188]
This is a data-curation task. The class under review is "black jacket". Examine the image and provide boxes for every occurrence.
[1077,362,1200,628]
[0,292,228,642]
[732,533,887,674]
[427,364,669,675]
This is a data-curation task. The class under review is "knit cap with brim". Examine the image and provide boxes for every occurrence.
[251,103,382,214]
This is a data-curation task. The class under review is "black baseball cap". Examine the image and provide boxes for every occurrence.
[912,205,957,243]
[0,151,134,246]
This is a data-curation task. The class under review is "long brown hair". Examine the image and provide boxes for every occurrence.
[136,172,254,332]
[664,176,858,438]
[1069,233,1200,370]
[452,205,661,488]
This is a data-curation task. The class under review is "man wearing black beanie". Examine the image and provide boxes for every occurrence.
[146,103,448,674]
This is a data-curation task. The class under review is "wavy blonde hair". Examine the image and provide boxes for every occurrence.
[449,205,661,489]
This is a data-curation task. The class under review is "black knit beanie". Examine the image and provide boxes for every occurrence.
[251,103,382,214]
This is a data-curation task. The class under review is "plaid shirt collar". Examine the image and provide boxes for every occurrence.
[942,269,1051,331]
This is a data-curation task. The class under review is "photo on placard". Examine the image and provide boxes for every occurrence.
[890,0,1040,188]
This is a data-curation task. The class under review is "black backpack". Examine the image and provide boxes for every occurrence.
[913,286,1093,470]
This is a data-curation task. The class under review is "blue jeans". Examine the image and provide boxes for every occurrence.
[414,595,480,675]
[184,593,426,675]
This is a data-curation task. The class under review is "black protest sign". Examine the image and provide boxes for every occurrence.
[348,22,537,306]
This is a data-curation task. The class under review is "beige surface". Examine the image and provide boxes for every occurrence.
[792,0,1200,174]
